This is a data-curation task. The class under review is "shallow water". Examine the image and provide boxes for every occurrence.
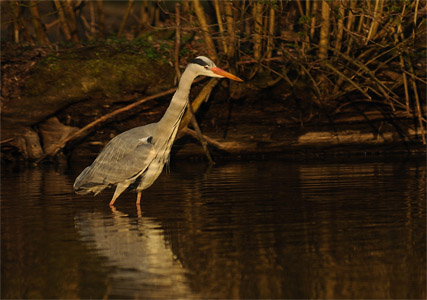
[1,158,426,299]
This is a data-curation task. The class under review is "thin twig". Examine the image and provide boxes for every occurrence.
[323,61,372,100]
[174,2,181,84]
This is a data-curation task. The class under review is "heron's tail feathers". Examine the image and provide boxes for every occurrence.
[73,166,108,195]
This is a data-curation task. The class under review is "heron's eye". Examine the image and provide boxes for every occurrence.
[204,65,209,70]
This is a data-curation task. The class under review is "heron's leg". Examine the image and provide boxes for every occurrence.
[109,183,128,206]
[136,192,142,205]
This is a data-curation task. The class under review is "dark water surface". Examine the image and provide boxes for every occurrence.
[1,158,425,299]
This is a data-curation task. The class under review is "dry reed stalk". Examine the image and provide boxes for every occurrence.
[366,0,384,44]
[334,2,345,51]
[407,58,426,144]
[345,0,357,55]
[89,1,96,36]
[80,15,92,40]
[323,61,372,100]
[192,0,218,61]
[399,55,411,114]
[331,47,403,107]
[356,7,365,35]
[224,1,235,58]
[252,2,263,61]
[296,0,304,17]
[266,2,275,61]
[12,0,32,43]
[213,0,228,54]
[174,2,181,83]
[62,0,79,42]
[139,1,147,29]
[318,0,330,60]
[96,0,105,38]
[310,0,318,40]
[297,0,309,55]
[53,0,73,41]
[305,0,312,51]
[280,47,321,98]
[395,3,410,113]
[10,0,20,42]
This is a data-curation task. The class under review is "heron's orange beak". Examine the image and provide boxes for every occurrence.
[211,67,244,82]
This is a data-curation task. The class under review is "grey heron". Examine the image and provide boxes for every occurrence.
[73,56,243,206]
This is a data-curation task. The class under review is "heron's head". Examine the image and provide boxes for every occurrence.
[189,56,243,82]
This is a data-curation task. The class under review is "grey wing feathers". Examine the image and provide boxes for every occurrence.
[74,166,97,194]
[73,125,156,194]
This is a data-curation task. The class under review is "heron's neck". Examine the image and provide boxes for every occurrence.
[156,67,197,140]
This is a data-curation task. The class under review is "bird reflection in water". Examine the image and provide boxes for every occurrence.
[74,206,195,299]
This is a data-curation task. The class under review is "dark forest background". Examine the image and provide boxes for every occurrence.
[1,1,426,161]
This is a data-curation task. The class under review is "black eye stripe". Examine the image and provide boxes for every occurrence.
[190,58,209,66]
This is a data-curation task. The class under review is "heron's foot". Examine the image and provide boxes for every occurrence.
[136,192,142,205]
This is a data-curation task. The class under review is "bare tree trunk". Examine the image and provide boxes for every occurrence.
[334,2,345,51]
[252,2,263,61]
[366,0,384,44]
[266,2,275,61]
[407,58,426,145]
[224,1,235,58]
[117,0,134,38]
[153,4,160,26]
[395,3,410,113]
[10,0,20,42]
[310,0,318,40]
[89,0,96,36]
[345,0,357,55]
[96,0,105,38]
[29,0,50,45]
[192,0,218,61]
[301,0,311,54]
[63,0,79,42]
[17,2,33,43]
[53,0,73,41]
[183,1,193,24]
[139,0,147,29]
[318,0,330,60]
[213,0,228,54]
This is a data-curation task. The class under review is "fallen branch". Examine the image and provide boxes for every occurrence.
[0,138,15,145]
[182,127,241,152]
[178,78,219,135]
[35,79,202,163]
